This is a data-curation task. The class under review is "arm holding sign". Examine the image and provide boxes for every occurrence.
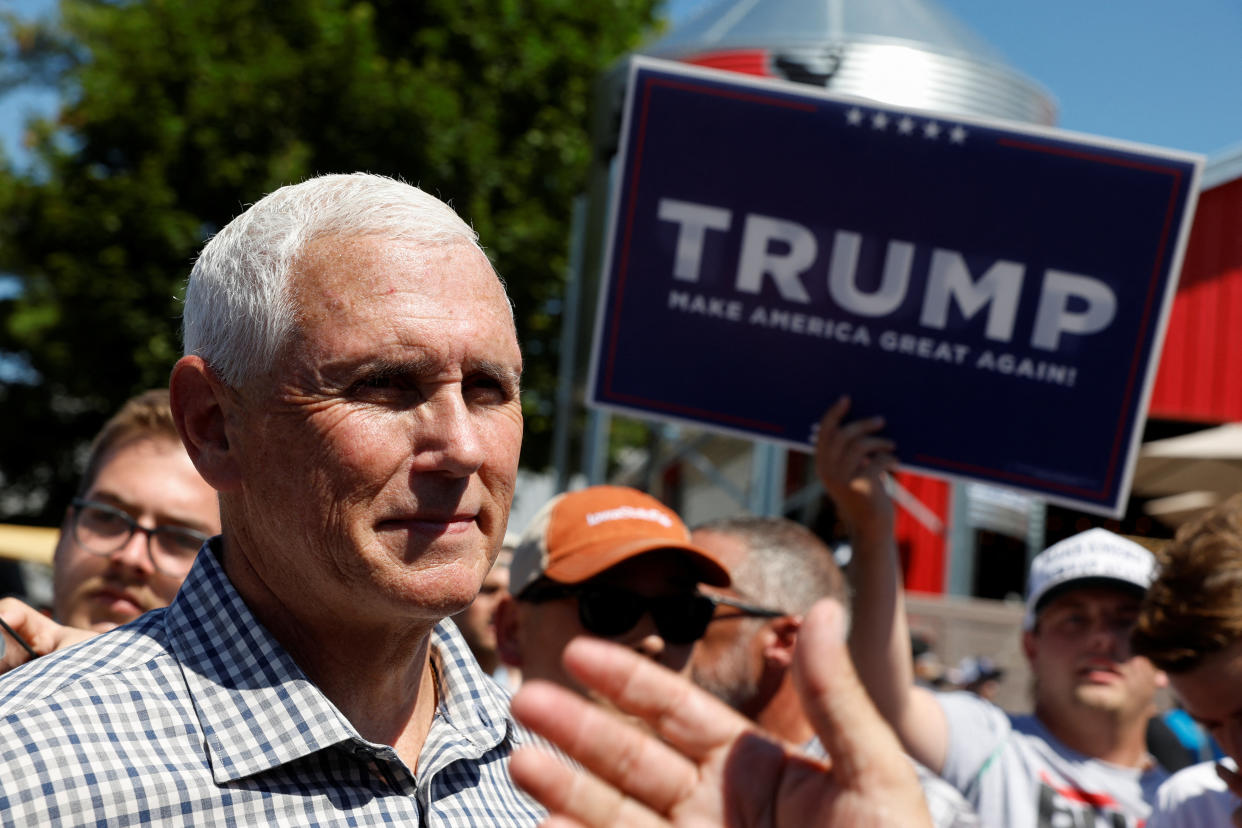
[510,599,933,827]
[816,398,952,774]
[0,597,94,675]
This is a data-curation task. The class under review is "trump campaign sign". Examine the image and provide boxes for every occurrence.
[587,58,1202,516]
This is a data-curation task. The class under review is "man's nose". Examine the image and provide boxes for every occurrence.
[108,529,156,574]
[412,389,486,477]
[620,613,670,660]
[1085,618,1128,657]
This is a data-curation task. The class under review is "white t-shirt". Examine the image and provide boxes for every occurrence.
[1148,759,1238,828]
[938,691,1167,828]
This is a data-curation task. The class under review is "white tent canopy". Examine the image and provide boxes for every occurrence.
[1132,423,1242,526]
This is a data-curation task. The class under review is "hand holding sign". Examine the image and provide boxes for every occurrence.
[814,396,898,541]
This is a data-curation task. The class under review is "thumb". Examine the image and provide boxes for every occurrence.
[793,599,912,788]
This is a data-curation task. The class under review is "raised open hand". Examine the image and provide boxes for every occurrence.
[510,599,932,827]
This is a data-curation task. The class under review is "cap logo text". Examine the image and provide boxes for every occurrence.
[585,506,674,528]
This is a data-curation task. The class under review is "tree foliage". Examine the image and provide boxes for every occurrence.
[0,0,662,522]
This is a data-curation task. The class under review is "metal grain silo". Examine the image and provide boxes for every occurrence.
[641,0,1056,125]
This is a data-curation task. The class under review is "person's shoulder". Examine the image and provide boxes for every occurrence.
[1149,760,1235,828]
[1156,759,1230,802]
[937,689,1012,732]
[0,610,172,718]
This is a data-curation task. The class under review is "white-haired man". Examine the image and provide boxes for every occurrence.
[0,174,540,823]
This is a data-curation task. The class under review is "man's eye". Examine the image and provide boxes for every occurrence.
[1058,614,1087,630]
[353,373,417,397]
[359,373,402,389]
[465,377,511,404]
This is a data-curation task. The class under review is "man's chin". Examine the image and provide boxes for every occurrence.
[1073,683,1126,712]
[87,619,122,634]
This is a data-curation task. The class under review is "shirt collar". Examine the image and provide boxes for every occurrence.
[165,538,522,784]
[165,539,357,783]
[419,615,518,780]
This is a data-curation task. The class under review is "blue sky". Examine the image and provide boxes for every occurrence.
[3,0,1241,163]
[667,0,1242,160]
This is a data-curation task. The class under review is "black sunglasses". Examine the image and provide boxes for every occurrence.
[521,582,784,645]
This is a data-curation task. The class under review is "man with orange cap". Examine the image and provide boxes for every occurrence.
[495,485,781,694]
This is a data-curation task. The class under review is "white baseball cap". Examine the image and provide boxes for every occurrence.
[1023,528,1156,630]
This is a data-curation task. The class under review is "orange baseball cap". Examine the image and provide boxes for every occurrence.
[509,486,731,596]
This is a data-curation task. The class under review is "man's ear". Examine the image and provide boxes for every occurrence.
[761,615,802,669]
[169,355,241,492]
[494,595,524,667]
[1022,629,1038,665]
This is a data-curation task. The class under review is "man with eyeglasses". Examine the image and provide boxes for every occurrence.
[0,389,220,672]
[495,486,787,694]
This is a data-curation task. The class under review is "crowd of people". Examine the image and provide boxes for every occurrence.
[0,172,1237,826]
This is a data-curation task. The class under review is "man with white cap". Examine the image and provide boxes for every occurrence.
[818,398,1168,828]
[495,485,785,694]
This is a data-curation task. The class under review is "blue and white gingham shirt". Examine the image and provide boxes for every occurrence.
[0,540,545,826]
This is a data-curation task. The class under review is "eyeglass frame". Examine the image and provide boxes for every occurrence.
[69,497,210,576]
[518,579,786,645]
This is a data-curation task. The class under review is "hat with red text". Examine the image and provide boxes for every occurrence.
[1023,528,1156,630]
[510,486,730,597]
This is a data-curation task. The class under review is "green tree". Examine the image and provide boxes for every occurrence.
[0,0,662,523]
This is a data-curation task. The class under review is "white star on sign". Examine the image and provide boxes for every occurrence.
[871,112,889,130]
[923,120,941,139]
[846,107,864,126]
[949,125,968,144]
[897,116,915,135]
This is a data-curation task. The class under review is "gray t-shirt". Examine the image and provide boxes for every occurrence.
[938,691,1167,828]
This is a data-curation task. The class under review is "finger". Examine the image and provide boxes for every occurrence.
[0,632,30,676]
[839,436,897,478]
[793,599,919,793]
[0,598,51,657]
[823,414,885,456]
[871,452,900,473]
[560,636,755,761]
[817,396,851,436]
[511,746,668,828]
[0,617,39,665]
[510,677,702,815]
[1217,762,1242,797]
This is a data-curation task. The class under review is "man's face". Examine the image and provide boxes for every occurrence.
[688,530,767,713]
[515,554,703,695]
[1169,639,1242,766]
[1024,586,1164,720]
[220,237,523,628]
[454,562,509,659]
[53,437,221,632]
